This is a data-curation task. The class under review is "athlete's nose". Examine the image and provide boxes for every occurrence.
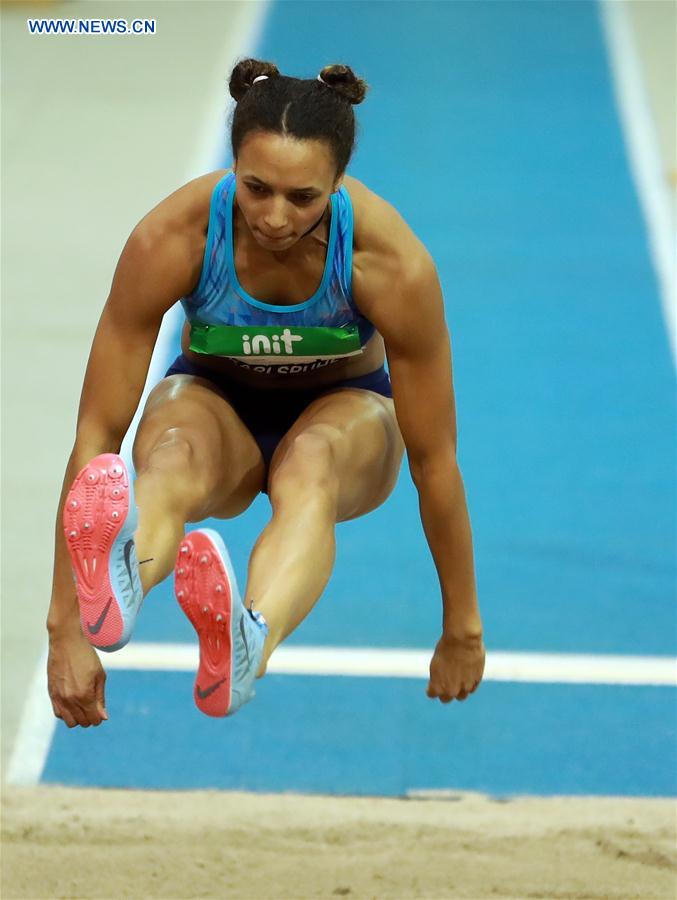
[262,197,288,232]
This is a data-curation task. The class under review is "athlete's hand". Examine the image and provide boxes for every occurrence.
[47,626,108,727]
[427,631,485,703]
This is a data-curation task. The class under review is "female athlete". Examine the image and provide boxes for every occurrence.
[46,59,485,727]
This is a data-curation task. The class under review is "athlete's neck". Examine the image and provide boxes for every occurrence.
[299,205,330,240]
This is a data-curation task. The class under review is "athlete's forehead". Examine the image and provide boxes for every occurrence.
[236,131,335,190]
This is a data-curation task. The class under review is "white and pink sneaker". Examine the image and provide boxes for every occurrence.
[175,529,268,717]
[63,454,143,651]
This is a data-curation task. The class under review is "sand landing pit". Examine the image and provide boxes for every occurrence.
[1,787,675,899]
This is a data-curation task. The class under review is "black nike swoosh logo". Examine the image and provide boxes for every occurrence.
[123,539,135,585]
[88,598,113,634]
[196,678,227,700]
[240,616,250,666]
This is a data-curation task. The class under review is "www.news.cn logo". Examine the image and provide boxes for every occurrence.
[27,19,156,36]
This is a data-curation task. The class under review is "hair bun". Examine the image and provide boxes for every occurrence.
[318,64,367,105]
[229,58,280,102]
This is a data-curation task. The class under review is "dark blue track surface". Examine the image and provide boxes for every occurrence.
[43,1,675,796]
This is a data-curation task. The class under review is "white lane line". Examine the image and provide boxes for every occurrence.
[105,643,677,687]
[599,0,677,363]
[5,651,56,787]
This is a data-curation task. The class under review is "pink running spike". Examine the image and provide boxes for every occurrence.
[63,453,134,649]
[174,530,235,717]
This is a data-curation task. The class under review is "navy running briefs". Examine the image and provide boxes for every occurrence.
[164,354,393,470]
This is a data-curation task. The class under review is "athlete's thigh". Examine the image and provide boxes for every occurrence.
[133,374,266,515]
[269,388,404,522]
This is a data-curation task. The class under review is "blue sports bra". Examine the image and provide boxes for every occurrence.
[180,172,375,377]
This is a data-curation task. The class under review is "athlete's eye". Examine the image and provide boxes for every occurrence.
[293,194,315,205]
[246,183,266,195]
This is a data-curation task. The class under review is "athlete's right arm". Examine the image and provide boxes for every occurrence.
[47,211,203,728]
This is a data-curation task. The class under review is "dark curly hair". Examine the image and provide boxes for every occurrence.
[228,58,368,177]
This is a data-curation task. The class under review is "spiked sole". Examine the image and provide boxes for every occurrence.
[174,530,236,717]
[63,454,141,651]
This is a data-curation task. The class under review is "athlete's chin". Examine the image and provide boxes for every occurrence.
[255,229,296,248]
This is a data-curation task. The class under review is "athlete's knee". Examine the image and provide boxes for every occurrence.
[134,429,222,517]
[135,427,188,470]
[269,428,341,511]
[134,382,225,471]
[133,426,206,476]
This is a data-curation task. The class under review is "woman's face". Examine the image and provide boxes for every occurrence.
[234,131,342,251]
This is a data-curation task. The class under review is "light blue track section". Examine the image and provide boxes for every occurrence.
[44,1,675,795]
[44,674,676,797]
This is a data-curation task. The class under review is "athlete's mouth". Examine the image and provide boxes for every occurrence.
[258,230,292,242]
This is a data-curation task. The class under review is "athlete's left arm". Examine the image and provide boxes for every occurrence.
[360,243,485,704]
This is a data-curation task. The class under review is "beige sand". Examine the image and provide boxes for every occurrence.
[1,787,675,899]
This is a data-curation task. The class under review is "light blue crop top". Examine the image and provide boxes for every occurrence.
[180,172,375,377]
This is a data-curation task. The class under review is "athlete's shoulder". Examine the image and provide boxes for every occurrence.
[115,170,232,301]
[341,175,434,318]
[341,174,427,263]
[134,169,232,245]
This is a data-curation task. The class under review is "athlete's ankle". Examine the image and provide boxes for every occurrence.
[257,627,283,675]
